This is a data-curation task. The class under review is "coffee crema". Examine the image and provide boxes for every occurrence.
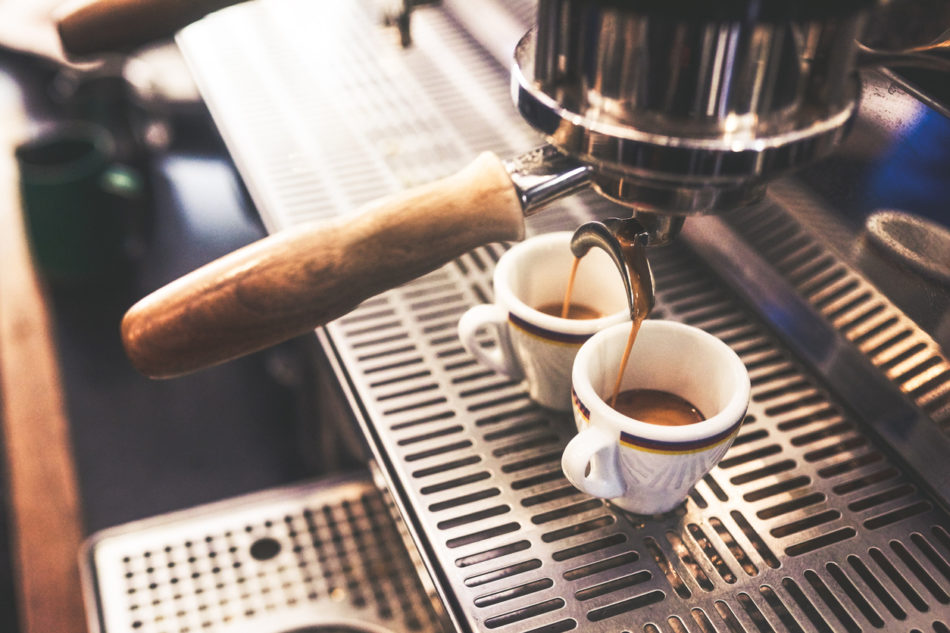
[611,388,704,426]
[536,301,602,320]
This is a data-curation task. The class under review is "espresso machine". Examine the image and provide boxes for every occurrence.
[58,0,948,379]
[57,1,950,632]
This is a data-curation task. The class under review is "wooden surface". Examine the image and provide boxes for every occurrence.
[0,75,87,633]
[122,151,525,378]
[55,0,248,57]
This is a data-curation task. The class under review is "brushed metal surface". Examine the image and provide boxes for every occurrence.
[110,1,950,632]
[727,183,950,434]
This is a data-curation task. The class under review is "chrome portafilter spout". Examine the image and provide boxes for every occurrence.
[503,146,686,246]
[570,218,656,324]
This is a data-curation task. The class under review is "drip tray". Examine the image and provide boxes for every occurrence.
[82,473,448,633]
[322,232,950,633]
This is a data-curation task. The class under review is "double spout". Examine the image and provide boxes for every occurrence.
[570,218,656,325]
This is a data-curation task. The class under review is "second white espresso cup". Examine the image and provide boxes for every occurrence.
[457,231,629,411]
[563,320,750,514]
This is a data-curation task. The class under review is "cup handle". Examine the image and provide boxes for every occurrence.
[562,426,626,499]
[457,304,523,379]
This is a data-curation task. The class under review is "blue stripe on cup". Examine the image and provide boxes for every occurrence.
[573,389,744,455]
[619,418,744,455]
[508,312,592,345]
[572,388,590,424]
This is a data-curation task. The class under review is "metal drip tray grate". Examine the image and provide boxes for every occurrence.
[174,0,950,632]
[83,474,448,633]
[725,183,950,434]
[323,237,950,633]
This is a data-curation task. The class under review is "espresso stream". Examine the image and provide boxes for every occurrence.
[561,256,581,318]
[558,247,704,425]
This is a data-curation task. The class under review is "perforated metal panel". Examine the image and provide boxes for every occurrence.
[116,1,950,632]
[83,475,449,633]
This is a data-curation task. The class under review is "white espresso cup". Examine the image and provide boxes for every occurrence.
[564,320,750,514]
[457,231,629,411]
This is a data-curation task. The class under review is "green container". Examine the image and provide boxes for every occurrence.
[16,122,142,285]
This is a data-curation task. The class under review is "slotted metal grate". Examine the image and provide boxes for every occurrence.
[725,184,950,434]
[91,1,950,632]
[323,233,950,633]
[83,475,449,633]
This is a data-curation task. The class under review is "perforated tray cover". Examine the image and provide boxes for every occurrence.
[83,474,448,633]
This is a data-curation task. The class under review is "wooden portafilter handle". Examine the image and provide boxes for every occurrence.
[55,0,249,57]
[121,152,525,378]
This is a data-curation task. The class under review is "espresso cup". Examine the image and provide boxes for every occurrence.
[457,231,629,411]
[564,320,750,514]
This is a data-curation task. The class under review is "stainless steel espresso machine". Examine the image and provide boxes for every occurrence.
[58,1,950,632]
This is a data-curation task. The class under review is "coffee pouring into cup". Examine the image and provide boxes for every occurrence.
[457,221,653,411]
[564,320,751,515]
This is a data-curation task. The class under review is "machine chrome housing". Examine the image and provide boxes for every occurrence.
[512,0,871,214]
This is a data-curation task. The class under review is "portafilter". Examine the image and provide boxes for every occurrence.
[53,0,946,377]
